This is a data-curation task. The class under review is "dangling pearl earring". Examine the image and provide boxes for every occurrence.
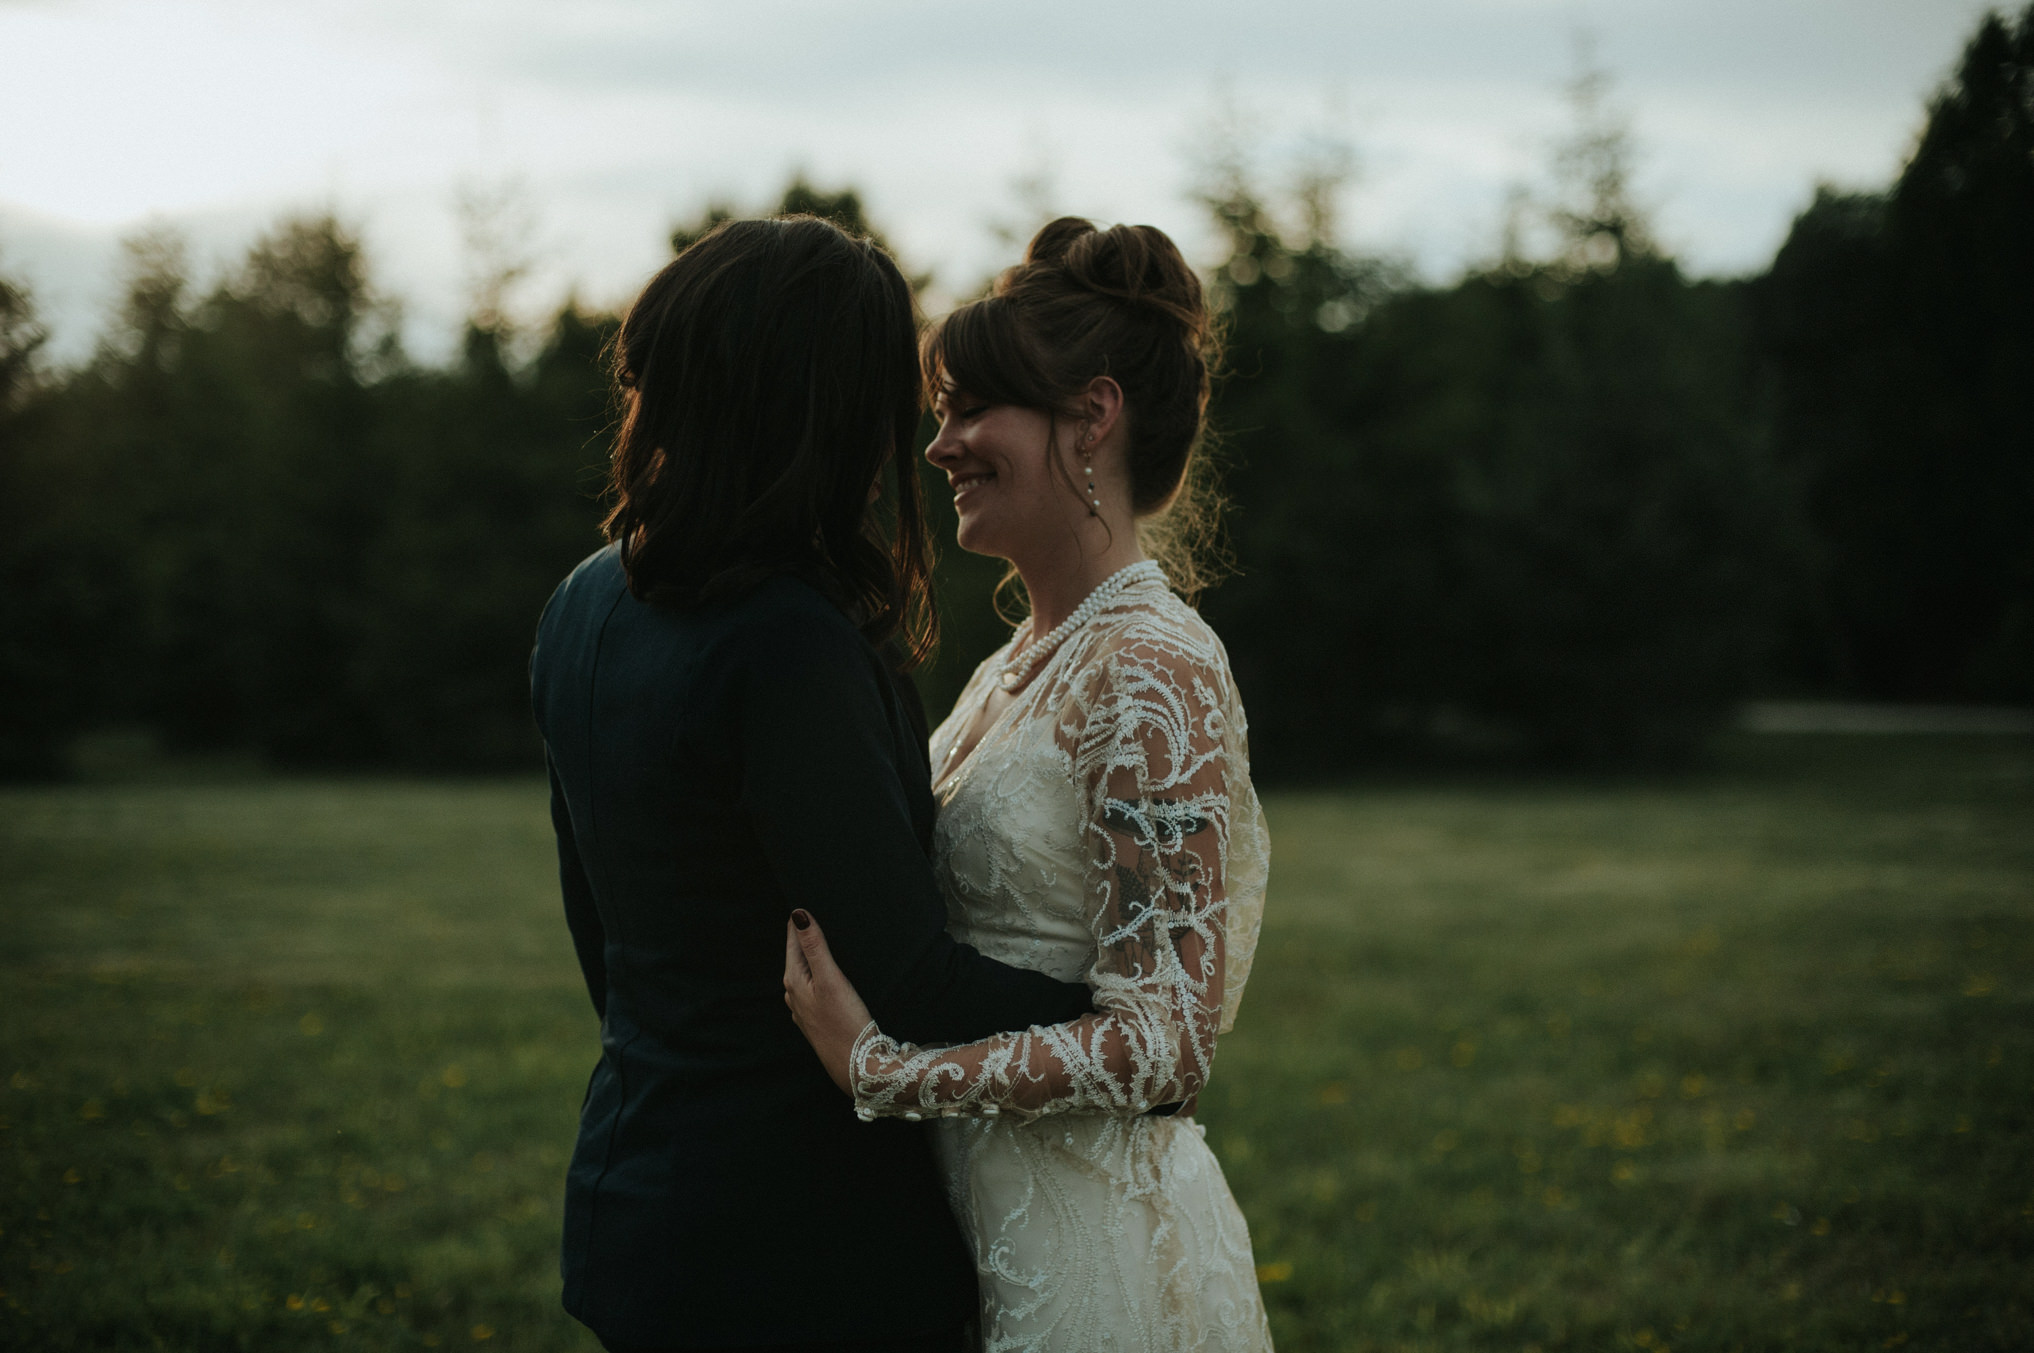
[1082,433,1100,516]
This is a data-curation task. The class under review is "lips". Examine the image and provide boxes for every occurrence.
[950,471,994,503]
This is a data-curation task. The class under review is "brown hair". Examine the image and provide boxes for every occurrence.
[922,216,1228,600]
[603,215,936,663]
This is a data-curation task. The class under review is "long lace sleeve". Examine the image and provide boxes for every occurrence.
[850,627,1249,1124]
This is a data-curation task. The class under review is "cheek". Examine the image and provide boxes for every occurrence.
[1020,464,1082,529]
[1000,446,1064,510]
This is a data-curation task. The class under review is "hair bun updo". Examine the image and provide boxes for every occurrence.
[924,216,1228,599]
[1023,217,1211,351]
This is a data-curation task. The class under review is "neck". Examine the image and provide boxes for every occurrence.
[1014,515,1148,638]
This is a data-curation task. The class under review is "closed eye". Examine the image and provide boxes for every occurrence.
[937,385,990,423]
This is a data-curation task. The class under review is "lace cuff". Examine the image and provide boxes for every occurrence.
[848,1006,1202,1125]
[849,1022,1002,1122]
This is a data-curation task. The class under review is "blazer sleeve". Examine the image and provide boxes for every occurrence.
[549,755,608,1021]
[730,602,1093,1047]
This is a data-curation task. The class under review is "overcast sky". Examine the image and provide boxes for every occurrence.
[1,0,2004,361]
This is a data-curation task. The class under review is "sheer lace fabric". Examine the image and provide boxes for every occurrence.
[850,574,1273,1351]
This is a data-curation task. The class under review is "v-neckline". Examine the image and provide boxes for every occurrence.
[933,634,1040,796]
[932,568,1160,795]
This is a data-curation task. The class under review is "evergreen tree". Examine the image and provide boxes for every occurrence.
[1757,4,2034,699]
[1198,86,1787,770]
[352,304,611,767]
[0,260,87,776]
[670,173,921,284]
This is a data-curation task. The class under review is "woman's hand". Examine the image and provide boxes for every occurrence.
[783,909,874,1097]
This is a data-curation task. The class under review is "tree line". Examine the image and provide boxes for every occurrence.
[1,5,2027,779]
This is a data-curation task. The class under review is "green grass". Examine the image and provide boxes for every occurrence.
[1,781,598,1352]
[2,737,2030,1351]
[1215,737,2034,1351]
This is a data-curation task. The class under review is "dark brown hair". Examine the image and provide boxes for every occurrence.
[603,215,935,662]
[923,216,1227,598]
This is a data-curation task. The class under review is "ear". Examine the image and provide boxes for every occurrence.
[1078,376,1126,452]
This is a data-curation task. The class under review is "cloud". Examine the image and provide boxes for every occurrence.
[457,0,1985,105]
[0,0,2002,356]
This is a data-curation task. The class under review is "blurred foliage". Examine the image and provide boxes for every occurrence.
[1751,6,2034,703]
[671,174,933,294]
[0,254,86,779]
[1194,61,1795,770]
[0,6,2027,778]
[2,220,610,774]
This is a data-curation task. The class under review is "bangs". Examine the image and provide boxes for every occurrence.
[921,295,1063,412]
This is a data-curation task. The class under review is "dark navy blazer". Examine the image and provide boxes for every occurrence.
[531,544,1092,1348]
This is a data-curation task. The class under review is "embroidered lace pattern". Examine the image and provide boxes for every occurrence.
[850,573,1273,1350]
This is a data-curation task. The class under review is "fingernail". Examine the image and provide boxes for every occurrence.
[792,909,811,931]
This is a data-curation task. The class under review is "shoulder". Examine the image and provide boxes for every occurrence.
[1082,586,1235,698]
[719,574,869,656]
[710,574,890,703]
[1060,584,1256,754]
[540,542,625,624]
[1062,589,1253,790]
[534,543,628,668]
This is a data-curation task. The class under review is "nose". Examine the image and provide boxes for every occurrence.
[925,418,962,469]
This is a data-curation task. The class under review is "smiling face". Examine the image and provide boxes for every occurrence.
[925,386,1088,564]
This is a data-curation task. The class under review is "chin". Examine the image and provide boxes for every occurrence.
[951,513,1010,561]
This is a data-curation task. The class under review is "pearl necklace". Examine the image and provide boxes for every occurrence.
[996,560,1164,692]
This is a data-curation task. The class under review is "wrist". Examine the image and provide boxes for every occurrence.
[844,1018,878,1076]
[822,1019,874,1098]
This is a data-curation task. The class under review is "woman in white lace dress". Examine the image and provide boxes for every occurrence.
[784,217,1272,1351]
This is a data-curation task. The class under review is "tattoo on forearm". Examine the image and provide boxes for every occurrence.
[1111,858,1161,975]
[1102,795,1212,839]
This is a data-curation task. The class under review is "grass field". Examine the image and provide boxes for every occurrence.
[2,735,2029,1351]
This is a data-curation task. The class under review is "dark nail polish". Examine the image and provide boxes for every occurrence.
[792,909,812,930]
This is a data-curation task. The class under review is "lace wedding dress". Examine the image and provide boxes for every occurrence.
[850,563,1274,1351]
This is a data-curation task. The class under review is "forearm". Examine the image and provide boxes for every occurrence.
[849,995,1211,1124]
[863,928,1094,1047]
[735,617,1092,1046]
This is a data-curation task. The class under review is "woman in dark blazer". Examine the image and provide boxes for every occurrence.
[530,217,1093,1352]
